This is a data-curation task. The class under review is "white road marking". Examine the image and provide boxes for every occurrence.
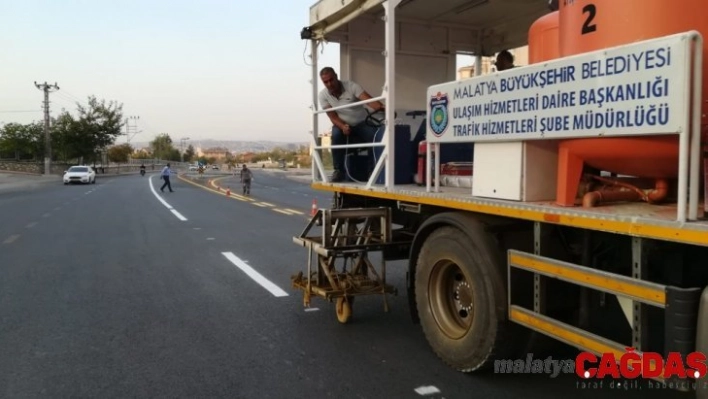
[206,237,215,240]
[414,386,441,396]
[3,235,19,244]
[304,308,320,312]
[221,252,288,297]
[149,176,188,221]
[171,209,188,221]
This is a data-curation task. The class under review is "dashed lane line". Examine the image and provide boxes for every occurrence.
[3,235,20,244]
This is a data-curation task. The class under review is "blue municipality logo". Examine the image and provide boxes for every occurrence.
[429,92,449,137]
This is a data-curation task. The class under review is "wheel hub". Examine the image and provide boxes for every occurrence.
[454,279,473,318]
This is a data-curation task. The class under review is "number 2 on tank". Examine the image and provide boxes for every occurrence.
[582,4,597,35]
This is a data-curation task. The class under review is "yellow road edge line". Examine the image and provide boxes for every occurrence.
[284,208,304,215]
[253,203,270,207]
[274,209,294,215]
[311,183,708,247]
[509,253,666,306]
[177,174,253,203]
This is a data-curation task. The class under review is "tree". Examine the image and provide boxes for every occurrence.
[184,145,195,162]
[0,122,43,160]
[51,95,124,163]
[149,133,181,161]
[107,143,133,163]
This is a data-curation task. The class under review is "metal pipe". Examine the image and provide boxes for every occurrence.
[383,0,402,189]
[313,95,386,115]
[582,190,642,208]
[677,33,692,223]
[310,39,322,182]
[690,33,704,221]
[582,178,669,207]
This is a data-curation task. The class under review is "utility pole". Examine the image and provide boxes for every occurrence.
[34,81,59,175]
[125,115,140,144]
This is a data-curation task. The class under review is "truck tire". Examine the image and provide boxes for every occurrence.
[415,224,511,372]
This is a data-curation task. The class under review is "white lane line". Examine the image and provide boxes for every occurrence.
[171,209,188,221]
[3,235,20,244]
[149,176,188,221]
[221,252,288,297]
[414,386,441,396]
[304,308,320,312]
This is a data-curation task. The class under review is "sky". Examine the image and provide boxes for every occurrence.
[1,0,471,145]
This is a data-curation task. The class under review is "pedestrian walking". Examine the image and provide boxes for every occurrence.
[160,163,174,192]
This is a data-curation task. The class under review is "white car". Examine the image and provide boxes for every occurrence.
[63,165,96,185]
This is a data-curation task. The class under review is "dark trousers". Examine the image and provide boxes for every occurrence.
[160,176,173,192]
[331,122,381,171]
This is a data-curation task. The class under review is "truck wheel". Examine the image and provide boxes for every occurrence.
[415,225,510,372]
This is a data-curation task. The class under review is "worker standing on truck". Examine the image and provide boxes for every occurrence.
[494,50,516,71]
[318,67,385,182]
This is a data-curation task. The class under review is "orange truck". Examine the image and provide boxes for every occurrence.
[292,0,708,395]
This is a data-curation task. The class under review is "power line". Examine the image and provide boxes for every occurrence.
[34,81,60,175]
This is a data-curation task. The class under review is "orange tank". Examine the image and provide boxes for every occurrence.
[554,0,708,206]
[528,11,559,64]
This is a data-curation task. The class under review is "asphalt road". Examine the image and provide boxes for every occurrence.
[0,171,690,398]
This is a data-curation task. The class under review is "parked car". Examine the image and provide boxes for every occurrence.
[63,165,96,185]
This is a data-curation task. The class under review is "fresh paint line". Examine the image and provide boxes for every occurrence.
[171,209,188,221]
[221,252,288,297]
[414,386,441,396]
[3,235,19,244]
[149,176,188,221]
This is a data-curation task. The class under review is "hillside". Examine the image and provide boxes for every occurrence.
[129,139,309,153]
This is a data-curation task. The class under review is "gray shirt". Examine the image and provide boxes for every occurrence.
[318,80,369,126]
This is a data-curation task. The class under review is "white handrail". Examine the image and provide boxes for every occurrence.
[689,33,703,221]
[313,142,385,150]
[313,96,386,115]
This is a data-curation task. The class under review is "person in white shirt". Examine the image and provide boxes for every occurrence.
[160,163,174,192]
[318,67,385,182]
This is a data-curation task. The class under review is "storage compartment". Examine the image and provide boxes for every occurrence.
[472,141,558,201]
[344,124,413,184]
[375,124,413,184]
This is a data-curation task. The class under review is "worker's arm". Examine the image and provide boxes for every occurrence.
[324,106,349,132]
[358,91,385,112]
